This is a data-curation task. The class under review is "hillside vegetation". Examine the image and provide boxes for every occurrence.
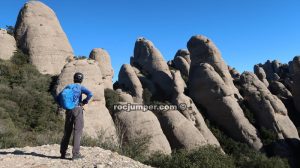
[0,50,64,148]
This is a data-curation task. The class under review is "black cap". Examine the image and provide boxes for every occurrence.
[74,72,84,83]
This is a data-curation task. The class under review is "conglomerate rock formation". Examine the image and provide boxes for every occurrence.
[240,72,299,140]
[1,1,300,166]
[131,37,174,99]
[14,1,74,75]
[119,37,221,151]
[114,101,172,155]
[89,48,114,89]
[118,64,144,103]
[187,35,263,150]
[189,63,263,150]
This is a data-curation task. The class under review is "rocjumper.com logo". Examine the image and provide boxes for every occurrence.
[113,103,187,112]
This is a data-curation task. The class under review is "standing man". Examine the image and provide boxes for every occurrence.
[59,72,93,160]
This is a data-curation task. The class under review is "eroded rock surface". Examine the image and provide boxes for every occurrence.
[89,48,114,89]
[131,37,173,98]
[114,102,172,155]
[15,1,74,74]
[118,64,143,103]
[189,63,262,150]
[0,29,16,60]
[187,35,242,99]
[240,72,299,140]
[171,71,220,147]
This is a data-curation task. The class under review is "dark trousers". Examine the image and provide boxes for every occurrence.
[60,106,84,156]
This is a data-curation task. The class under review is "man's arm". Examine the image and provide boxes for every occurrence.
[81,86,93,104]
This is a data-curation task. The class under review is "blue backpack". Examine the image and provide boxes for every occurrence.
[58,84,81,110]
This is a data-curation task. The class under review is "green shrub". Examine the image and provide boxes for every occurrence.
[206,120,289,168]
[0,50,63,149]
[239,101,256,126]
[119,133,151,162]
[260,127,278,146]
[181,74,188,83]
[145,146,235,168]
[80,128,151,162]
[142,88,152,105]
[74,55,87,60]
[104,88,123,115]
[81,132,119,152]
[5,25,14,36]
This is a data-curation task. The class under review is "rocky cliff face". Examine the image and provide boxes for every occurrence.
[240,72,299,140]
[117,37,222,151]
[131,37,174,99]
[14,1,73,75]
[188,35,242,99]
[189,63,263,150]
[187,35,263,150]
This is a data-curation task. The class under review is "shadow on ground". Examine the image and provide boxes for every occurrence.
[0,150,72,160]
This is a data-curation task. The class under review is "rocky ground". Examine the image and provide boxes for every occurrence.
[0,144,151,168]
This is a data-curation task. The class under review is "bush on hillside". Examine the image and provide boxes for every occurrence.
[0,50,63,149]
[145,146,235,168]
[142,88,152,105]
[206,120,289,168]
[104,88,123,115]
[5,25,14,36]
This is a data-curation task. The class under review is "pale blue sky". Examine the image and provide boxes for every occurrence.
[1,0,300,81]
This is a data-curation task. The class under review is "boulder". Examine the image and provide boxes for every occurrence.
[118,64,143,103]
[228,66,240,81]
[187,35,242,100]
[292,56,300,113]
[89,48,114,89]
[254,65,269,87]
[262,60,281,82]
[189,63,263,150]
[55,60,117,142]
[132,66,157,95]
[173,56,190,79]
[160,110,208,150]
[269,81,292,100]
[174,49,191,64]
[240,72,299,140]
[171,71,221,147]
[114,102,172,155]
[115,89,134,103]
[0,29,16,60]
[15,1,74,75]
[131,37,173,98]
[272,60,281,74]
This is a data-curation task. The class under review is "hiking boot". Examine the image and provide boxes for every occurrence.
[60,152,70,159]
[72,153,84,160]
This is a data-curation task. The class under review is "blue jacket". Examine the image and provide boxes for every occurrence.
[71,83,93,106]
